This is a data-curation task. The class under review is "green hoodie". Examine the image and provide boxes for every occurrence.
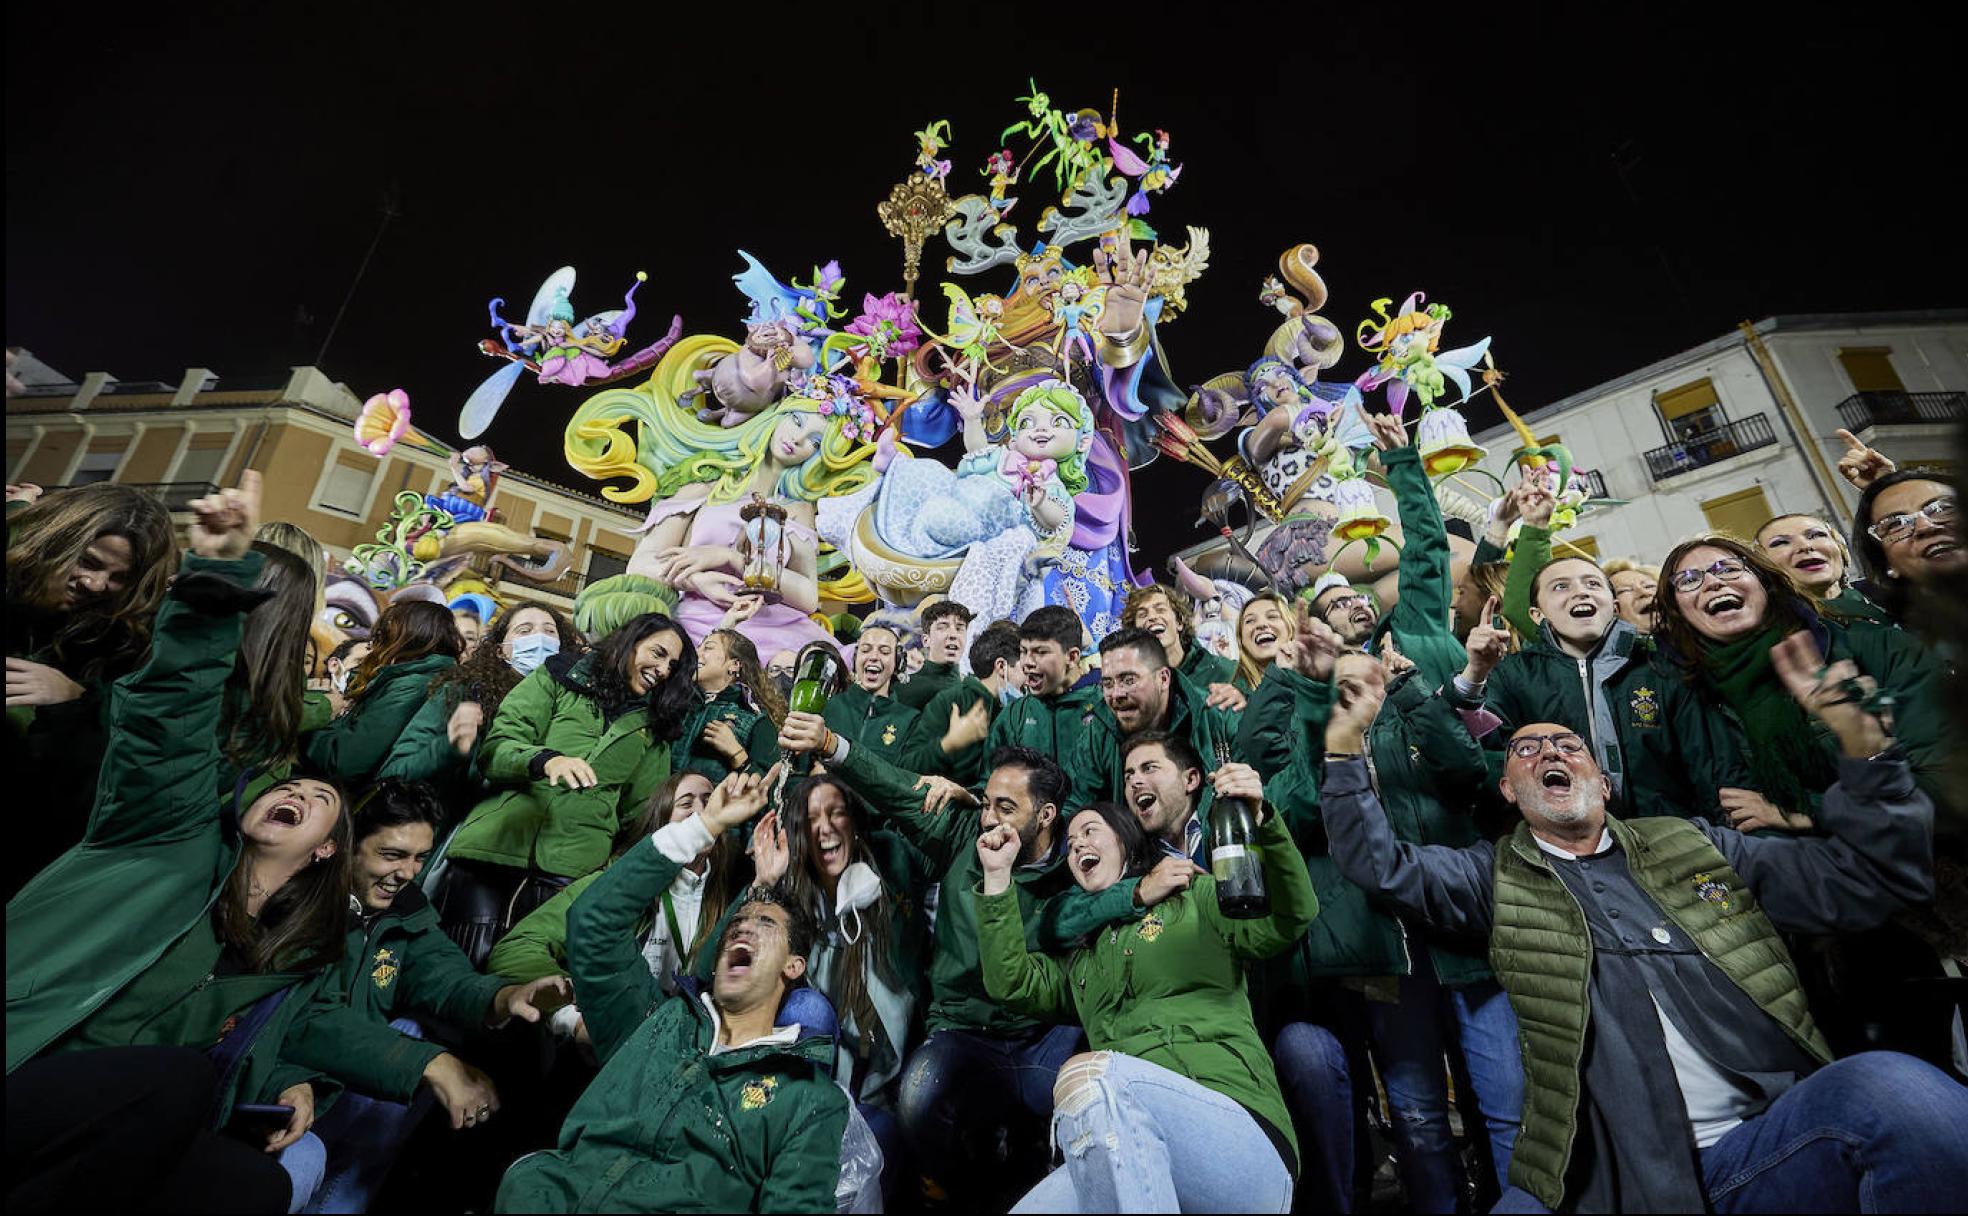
[304,652,456,782]
[1068,669,1240,810]
[497,835,849,1214]
[445,654,674,878]
[896,659,960,710]
[985,682,1102,780]
[975,809,1319,1175]
[822,683,920,761]
[898,674,999,784]
[676,684,781,781]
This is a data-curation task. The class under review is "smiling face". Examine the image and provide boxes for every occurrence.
[923,613,967,665]
[712,900,805,1011]
[803,781,857,883]
[240,778,343,865]
[1129,590,1185,659]
[1122,742,1201,845]
[1239,598,1288,665]
[1670,544,1767,642]
[53,532,135,611]
[769,410,824,467]
[1608,569,1659,631]
[352,822,436,911]
[855,627,898,695]
[1499,723,1609,833]
[981,765,1057,865]
[1009,402,1083,464]
[1020,638,1077,697]
[1100,646,1171,735]
[453,611,482,657]
[1532,559,1616,649]
[1065,809,1126,893]
[1870,479,1962,584]
[1756,515,1845,596]
[628,629,685,695]
[696,632,736,692]
[1315,587,1378,647]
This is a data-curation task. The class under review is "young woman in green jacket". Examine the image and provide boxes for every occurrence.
[435,612,697,963]
[675,627,784,781]
[303,600,462,784]
[6,473,354,1214]
[976,796,1320,1213]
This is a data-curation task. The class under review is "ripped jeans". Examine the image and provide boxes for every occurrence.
[1012,1051,1293,1214]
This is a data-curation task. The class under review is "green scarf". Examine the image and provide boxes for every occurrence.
[1702,625,1833,819]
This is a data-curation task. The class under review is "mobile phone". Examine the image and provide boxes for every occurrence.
[226,1103,294,1141]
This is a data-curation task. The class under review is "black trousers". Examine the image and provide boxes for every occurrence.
[431,858,569,968]
[5,1046,291,1215]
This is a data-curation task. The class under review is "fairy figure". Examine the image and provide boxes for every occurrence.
[983,149,1019,219]
[425,445,510,524]
[915,120,953,183]
[827,292,926,424]
[1354,292,1492,413]
[1048,270,1105,363]
[682,252,842,427]
[922,284,1007,382]
[1002,82,1105,200]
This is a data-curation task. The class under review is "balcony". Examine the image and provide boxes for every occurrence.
[1834,390,1965,431]
[1574,468,1610,500]
[1643,414,1779,483]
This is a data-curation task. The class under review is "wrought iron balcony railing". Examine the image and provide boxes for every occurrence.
[1643,414,1778,482]
[1834,390,1964,431]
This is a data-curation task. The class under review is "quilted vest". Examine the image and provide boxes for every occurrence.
[1489,814,1833,1210]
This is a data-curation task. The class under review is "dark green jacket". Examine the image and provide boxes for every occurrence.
[898,675,998,784]
[375,686,476,789]
[676,684,780,781]
[1068,669,1240,809]
[304,653,455,782]
[984,683,1102,777]
[280,886,506,1103]
[1468,619,1755,822]
[1241,665,1495,992]
[497,835,849,1213]
[1178,644,1237,689]
[832,745,1139,1035]
[446,653,674,878]
[976,810,1319,1175]
[1370,446,1468,690]
[895,659,959,710]
[823,684,920,762]
[6,551,322,1113]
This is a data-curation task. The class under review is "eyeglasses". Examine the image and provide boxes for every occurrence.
[1670,559,1750,594]
[1321,594,1369,615]
[1867,496,1956,544]
[1507,733,1587,760]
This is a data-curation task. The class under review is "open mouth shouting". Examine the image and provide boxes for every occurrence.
[814,829,847,874]
[858,656,888,689]
[1072,844,1103,878]
[262,795,307,830]
[1566,599,1602,622]
[1248,624,1280,653]
[720,937,757,979]
[1699,588,1748,628]
[1920,536,1962,566]
[1539,763,1575,794]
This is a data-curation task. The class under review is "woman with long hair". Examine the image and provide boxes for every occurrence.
[220,542,325,786]
[436,613,697,963]
[1754,512,1889,625]
[303,600,462,783]
[676,627,784,781]
[6,483,179,895]
[975,796,1317,1213]
[7,474,355,1214]
[1848,470,1962,642]
[1232,592,1296,693]
[745,772,932,1180]
[488,772,743,1034]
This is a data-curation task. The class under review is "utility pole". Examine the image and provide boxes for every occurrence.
[315,185,401,370]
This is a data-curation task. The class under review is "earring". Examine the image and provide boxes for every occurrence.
[1887,568,1899,578]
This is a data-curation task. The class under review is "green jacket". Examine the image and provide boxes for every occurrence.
[676,684,780,781]
[304,653,455,782]
[6,551,321,1112]
[1240,665,1495,992]
[1370,446,1468,690]
[1469,619,1755,822]
[831,745,1140,1035]
[487,869,604,984]
[823,684,920,761]
[895,659,960,710]
[984,683,1102,778]
[280,886,507,1103]
[497,835,849,1214]
[898,675,998,784]
[446,653,674,879]
[375,686,476,788]
[1178,644,1237,689]
[1068,669,1240,809]
[976,810,1319,1175]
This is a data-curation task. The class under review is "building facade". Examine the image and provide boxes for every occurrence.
[5,359,645,614]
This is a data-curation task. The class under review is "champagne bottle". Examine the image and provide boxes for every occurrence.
[786,643,846,775]
[1210,795,1269,919]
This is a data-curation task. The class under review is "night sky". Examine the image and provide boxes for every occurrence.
[8,4,1960,574]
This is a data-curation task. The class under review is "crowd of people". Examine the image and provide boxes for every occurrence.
[5,413,1965,1215]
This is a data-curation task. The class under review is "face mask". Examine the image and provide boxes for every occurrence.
[833,860,883,946]
[772,673,795,699]
[332,667,353,694]
[507,633,561,677]
[997,680,1025,708]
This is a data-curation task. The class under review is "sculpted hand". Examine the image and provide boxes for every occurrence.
[1093,236,1153,337]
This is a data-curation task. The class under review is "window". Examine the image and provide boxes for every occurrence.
[318,462,375,516]
[585,549,629,585]
[1836,347,1903,394]
[1656,379,1726,443]
[1553,533,1599,560]
[71,450,122,486]
[174,446,226,487]
[1700,486,1774,541]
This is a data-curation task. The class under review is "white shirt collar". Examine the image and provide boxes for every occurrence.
[700,991,802,1056]
[1533,828,1614,860]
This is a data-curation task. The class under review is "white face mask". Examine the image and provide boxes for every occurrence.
[833,860,883,945]
[507,633,561,677]
[332,666,354,694]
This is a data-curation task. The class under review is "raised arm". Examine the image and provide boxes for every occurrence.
[973,827,1075,1023]
[1235,605,1339,782]
[828,741,974,867]
[1201,796,1320,961]
[1371,422,1454,639]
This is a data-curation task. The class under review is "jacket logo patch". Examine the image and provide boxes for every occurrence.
[1136,913,1165,943]
[371,947,400,991]
[740,1076,779,1110]
[881,723,898,746]
[1691,872,1733,912]
[1629,686,1661,729]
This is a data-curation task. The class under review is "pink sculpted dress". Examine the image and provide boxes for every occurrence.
[646,497,837,657]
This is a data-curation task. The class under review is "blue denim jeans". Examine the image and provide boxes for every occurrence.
[896,1024,1083,1194]
[1490,1052,1968,1214]
[278,1133,327,1214]
[1272,1021,1355,1213]
[1367,972,1523,1212]
[301,1018,433,1214]
[1013,1051,1293,1214]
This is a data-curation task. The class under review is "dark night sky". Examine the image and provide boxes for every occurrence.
[8,3,1961,573]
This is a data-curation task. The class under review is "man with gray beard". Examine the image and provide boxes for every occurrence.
[1318,641,1966,1214]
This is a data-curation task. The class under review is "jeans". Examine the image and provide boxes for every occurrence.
[896,1023,1084,1198]
[279,1135,327,1214]
[301,1018,432,1214]
[1013,1052,1293,1214]
[1490,1052,1968,1214]
[1272,1022,1354,1213]
[1367,972,1523,1212]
